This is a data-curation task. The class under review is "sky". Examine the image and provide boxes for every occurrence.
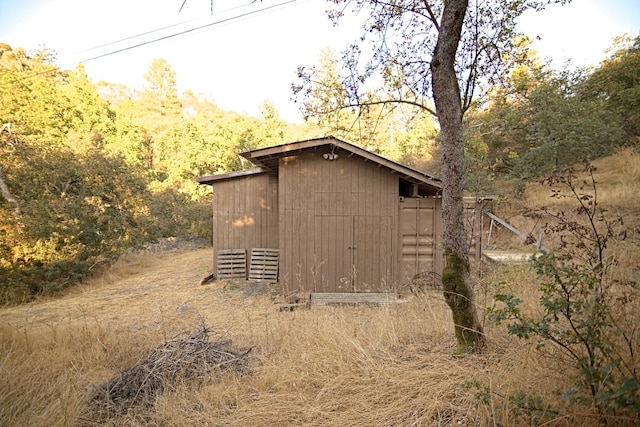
[1,0,639,123]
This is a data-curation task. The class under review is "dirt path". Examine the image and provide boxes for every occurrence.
[0,248,274,341]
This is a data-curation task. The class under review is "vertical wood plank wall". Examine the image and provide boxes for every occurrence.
[208,152,484,292]
[211,173,278,271]
[278,151,398,293]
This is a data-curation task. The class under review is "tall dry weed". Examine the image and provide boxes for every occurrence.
[2,230,637,425]
[524,146,640,211]
[0,320,147,426]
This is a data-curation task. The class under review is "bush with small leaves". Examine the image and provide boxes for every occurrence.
[487,161,640,424]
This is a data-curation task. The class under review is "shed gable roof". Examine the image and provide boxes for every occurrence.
[196,136,442,195]
[196,167,268,185]
[238,136,442,193]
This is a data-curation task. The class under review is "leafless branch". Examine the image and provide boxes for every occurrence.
[0,166,20,216]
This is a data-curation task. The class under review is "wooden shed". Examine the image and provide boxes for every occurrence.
[197,136,484,294]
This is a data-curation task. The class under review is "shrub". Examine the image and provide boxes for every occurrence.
[488,161,640,424]
[0,144,151,304]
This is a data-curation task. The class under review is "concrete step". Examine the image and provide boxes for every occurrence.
[310,292,399,306]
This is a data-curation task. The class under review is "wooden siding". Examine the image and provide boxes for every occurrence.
[211,173,278,270]
[278,151,398,294]
[397,197,443,284]
[397,196,486,288]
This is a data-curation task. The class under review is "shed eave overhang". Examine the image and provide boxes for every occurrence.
[196,167,269,185]
[240,136,442,192]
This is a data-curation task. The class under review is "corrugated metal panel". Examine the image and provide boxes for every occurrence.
[398,196,487,288]
[464,197,485,275]
[398,197,438,284]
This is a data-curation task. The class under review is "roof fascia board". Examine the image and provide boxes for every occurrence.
[196,167,268,185]
[241,138,329,159]
[241,136,442,189]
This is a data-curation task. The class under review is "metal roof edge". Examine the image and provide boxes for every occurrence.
[195,167,269,185]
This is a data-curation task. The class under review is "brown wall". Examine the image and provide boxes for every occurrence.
[278,151,399,294]
[397,197,443,284]
[211,172,278,268]
[396,196,485,288]
[208,155,485,293]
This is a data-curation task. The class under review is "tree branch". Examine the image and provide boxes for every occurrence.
[318,98,437,119]
[0,166,20,215]
[421,0,440,30]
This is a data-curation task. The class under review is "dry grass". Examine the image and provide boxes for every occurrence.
[523,146,640,212]
[489,147,640,253]
[1,149,639,426]
[0,248,618,427]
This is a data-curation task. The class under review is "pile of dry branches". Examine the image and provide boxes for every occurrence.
[91,324,253,414]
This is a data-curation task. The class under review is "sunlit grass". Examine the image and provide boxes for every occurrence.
[0,249,603,426]
[2,148,639,426]
[523,146,640,211]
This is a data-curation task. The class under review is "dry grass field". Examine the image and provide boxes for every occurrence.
[1,148,639,426]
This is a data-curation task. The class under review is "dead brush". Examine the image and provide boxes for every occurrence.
[90,323,253,415]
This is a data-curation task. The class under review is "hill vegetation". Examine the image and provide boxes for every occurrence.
[0,146,638,425]
[0,32,639,424]
[1,36,639,303]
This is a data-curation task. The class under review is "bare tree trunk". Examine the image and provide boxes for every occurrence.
[0,166,20,216]
[431,0,484,354]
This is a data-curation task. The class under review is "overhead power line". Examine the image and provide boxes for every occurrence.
[77,0,301,64]
[4,0,304,84]
[74,1,256,56]
[179,0,214,15]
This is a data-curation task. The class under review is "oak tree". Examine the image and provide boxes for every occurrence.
[297,0,569,354]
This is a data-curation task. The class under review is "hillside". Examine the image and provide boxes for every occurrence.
[488,147,640,252]
[1,148,639,426]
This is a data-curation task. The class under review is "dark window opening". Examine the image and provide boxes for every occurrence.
[399,179,439,198]
[399,179,413,197]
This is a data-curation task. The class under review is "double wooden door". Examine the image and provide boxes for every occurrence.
[313,214,394,292]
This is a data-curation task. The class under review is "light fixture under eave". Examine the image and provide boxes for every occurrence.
[323,153,339,161]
